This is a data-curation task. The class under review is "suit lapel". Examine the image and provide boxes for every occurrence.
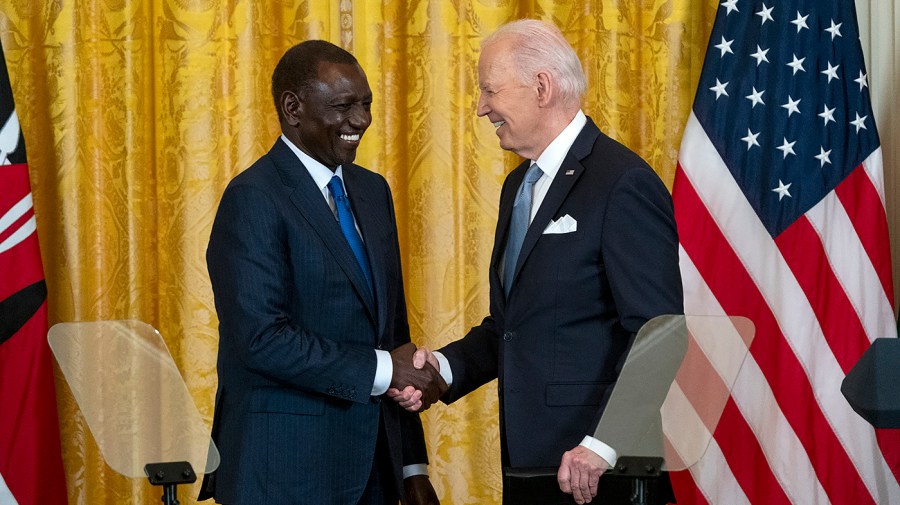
[510,119,602,289]
[269,139,377,321]
[343,165,389,342]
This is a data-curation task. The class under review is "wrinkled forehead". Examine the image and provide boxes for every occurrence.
[478,40,516,87]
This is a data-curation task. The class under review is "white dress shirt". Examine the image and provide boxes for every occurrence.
[279,136,395,393]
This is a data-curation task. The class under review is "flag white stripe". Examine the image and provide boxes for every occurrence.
[663,381,710,469]
[684,313,751,390]
[680,247,829,505]
[0,192,36,255]
[688,437,751,505]
[805,186,895,343]
[0,193,32,234]
[680,112,900,501]
[861,148,886,206]
[0,216,35,254]
[664,381,751,505]
[0,109,21,166]
[0,471,18,505]
[662,310,751,471]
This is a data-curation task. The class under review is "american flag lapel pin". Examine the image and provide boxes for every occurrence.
[565,169,575,176]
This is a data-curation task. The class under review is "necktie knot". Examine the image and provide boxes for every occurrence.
[525,163,543,185]
[327,175,347,201]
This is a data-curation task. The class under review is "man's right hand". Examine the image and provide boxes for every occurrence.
[388,347,442,411]
[389,343,447,410]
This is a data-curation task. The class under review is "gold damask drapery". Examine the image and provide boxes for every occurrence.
[0,1,716,503]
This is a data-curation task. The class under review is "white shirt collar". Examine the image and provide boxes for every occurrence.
[280,134,344,192]
[532,110,587,179]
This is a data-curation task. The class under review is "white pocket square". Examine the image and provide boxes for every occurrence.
[543,214,577,234]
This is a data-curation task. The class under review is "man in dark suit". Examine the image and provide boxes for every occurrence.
[389,19,683,505]
[200,40,444,505]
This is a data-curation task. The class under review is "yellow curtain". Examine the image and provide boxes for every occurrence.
[0,1,716,503]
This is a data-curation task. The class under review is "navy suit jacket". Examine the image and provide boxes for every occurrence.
[202,138,427,504]
[439,118,683,468]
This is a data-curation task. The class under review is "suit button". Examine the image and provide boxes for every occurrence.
[503,332,513,342]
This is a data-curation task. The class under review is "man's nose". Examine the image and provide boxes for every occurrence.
[476,94,489,116]
[349,105,371,128]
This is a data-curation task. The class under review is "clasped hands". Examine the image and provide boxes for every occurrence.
[389,343,446,411]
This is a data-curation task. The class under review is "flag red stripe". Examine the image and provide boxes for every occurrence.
[673,168,791,504]
[875,429,900,481]
[713,401,792,505]
[834,165,895,305]
[0,163,30,209]
[772,214,885,501]
[773,214,869,374]
[674,166,877,504]
[669,469,711,505]
[0,205,34,244]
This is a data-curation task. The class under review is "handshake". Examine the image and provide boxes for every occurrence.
[388,342,446,412]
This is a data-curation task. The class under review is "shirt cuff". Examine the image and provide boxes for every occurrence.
[371,349,392,396]
[402,464,429,479]
[432,351,453,386]
[580,436,617,467]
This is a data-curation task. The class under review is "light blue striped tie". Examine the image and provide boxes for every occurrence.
[503,163,543,296]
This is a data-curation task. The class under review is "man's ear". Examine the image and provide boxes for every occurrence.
[536,71,553,107]
[281,90,303,126]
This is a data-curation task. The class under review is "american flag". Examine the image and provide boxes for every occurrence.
[671,0,900,503]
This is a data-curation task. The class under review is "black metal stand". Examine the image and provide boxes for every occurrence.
[501,456,668,505]
[605,456,664,505]
[145,461,197,505]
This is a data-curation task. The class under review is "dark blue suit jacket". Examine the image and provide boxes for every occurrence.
[202,138,427,504]
[440,118,683,468]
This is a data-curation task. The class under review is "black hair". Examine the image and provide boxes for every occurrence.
[271,40,359,121]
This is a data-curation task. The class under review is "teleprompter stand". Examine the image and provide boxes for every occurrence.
[605,456,665,505]
[145,461,197,505]
[502,316,756,505]
[48,320,220,504]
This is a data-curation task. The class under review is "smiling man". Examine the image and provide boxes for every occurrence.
[388,19,683,505]
[200,40,443,505]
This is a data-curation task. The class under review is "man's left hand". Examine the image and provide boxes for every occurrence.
[557,445,609,504]
[404,474,440,505]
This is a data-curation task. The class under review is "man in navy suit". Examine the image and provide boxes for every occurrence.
[200,40,444,505]
[390,19,683,505]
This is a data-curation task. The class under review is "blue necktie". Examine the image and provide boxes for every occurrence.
[503,163,543,296]
[327,175,374,294]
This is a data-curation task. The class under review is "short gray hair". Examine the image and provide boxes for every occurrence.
[483,19,586,106]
